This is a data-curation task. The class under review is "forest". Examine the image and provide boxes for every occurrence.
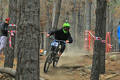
[0,0,120,80]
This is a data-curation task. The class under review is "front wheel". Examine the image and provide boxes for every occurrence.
[43,53,52,73]
[53,56,59,68]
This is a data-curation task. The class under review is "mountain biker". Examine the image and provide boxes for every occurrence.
[117,21,120,51]
[0,18,10,54]
[47,22,73,58]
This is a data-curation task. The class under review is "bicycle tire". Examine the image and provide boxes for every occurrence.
[53,56,59,68]
[53,60,58,68]
[43,53,52,73]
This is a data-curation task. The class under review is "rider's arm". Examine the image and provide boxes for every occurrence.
[47,31,55,37]
[67,33,73,43]
[48,29,59,36]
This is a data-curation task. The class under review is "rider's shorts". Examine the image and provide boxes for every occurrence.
[59,42,66,53]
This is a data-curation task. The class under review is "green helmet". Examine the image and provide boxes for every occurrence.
[63,22,70,28]
[62,22,70,34]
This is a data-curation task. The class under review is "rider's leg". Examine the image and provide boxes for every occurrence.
[58,42,66,57]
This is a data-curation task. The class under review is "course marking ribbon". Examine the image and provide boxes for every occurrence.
[8,30,16,47]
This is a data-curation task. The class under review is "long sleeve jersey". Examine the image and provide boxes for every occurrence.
[48,28,73,43]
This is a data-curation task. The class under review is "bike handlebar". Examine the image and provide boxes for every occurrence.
[54,40,66,44]
[49,36,67,44]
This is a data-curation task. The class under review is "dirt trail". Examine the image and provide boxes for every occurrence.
[40,52,92,80]
[40,52,120,80]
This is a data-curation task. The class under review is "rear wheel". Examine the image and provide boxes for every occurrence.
[43,53,52,73]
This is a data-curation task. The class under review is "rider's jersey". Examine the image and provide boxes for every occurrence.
[48,28,73,43]
[1,22,9,36]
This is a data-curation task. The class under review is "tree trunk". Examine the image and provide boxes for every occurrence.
[90,40,101,80]
[71,0,77,46]
[77,0,81,48]
[91,0,107,79]
[4,0,17,68]
[0,0,3,22]
[52,1,56,29]
[85,0,92,30]
[85,0,92,50]
[15,0,40,80]
[77,0,85,48]
[45,0,53,52]
[110,17,114,52]
[52,0,62,30]
[98,0,107,74]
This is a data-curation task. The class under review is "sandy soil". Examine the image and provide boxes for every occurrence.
[40,52,120,80]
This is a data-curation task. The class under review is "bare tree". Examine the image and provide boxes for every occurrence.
[45,0,53,52]
[99,0,107,74]
[15,0,40,80]
[0,0,3,22]
[52,0,62,30]
[91,0,107,80]
[77,0,85,48]
[71,0,77,46]
[85,0,92,30]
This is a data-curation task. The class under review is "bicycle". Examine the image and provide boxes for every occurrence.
[43,39,66,73]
